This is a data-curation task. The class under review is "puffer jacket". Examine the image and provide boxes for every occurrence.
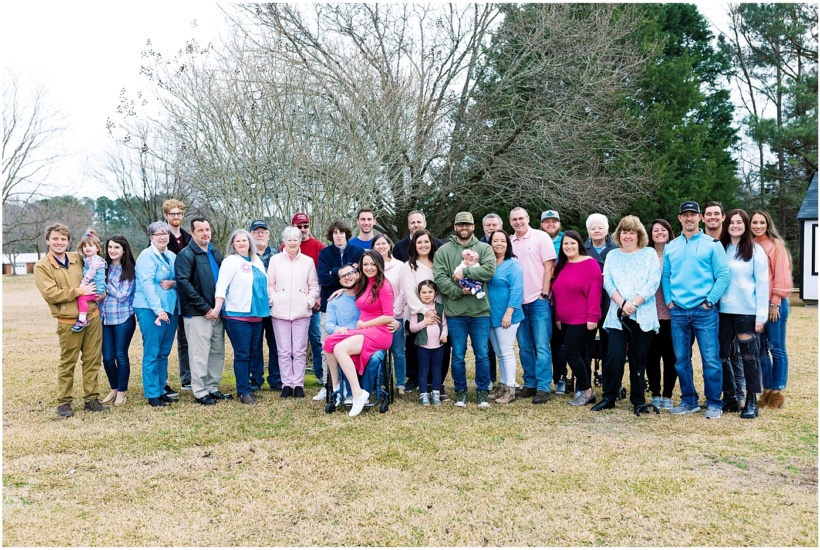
[267,251,320,320]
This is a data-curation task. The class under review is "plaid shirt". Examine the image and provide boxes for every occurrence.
[100,264,135,325]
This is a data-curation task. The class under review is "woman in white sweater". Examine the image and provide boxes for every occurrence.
[267,226,320,398]
[215,229,269,405]
[719,209,768,419]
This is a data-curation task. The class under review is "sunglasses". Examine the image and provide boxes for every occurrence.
[296,224,310,229]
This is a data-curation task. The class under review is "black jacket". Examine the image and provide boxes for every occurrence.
[175,241,223,316]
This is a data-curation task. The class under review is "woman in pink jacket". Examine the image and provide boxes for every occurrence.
[750,210,793,409]
[267,226,320,398]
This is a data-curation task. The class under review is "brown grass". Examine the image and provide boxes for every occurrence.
[2,274,817,546]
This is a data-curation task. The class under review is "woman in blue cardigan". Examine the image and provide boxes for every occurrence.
[486,230,524,404]
[133,221,180,407]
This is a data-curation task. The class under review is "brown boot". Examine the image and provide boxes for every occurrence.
[767,390,785,409]
[495,385,516,404]
[758,389,772,408]
[488,383,504,400]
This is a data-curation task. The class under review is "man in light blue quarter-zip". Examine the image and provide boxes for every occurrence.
[662,201,731,419]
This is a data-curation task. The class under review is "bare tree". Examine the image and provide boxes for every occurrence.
[2,71,67,206]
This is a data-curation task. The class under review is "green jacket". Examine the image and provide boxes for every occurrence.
[433,234,495,318]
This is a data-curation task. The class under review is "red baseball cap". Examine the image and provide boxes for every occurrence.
[292,213,310,225]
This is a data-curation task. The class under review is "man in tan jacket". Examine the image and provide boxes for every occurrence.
[34,223,107,417]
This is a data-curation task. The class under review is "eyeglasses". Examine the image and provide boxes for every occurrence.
[165,212,184,218]
[152,232,169,237]
[296,224,309,229]
[339,270,358,279]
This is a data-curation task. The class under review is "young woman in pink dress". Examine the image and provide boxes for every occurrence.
[323,250,395,417]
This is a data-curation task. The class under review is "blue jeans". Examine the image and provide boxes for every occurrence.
[255,316,281,388]
[391,318,407,389]
[448,316,490,393]
[102,315,136,392]
[670,305,722,408]
[760,299,789,390]
[417,346,444,393]
[223,318,263,396]
[309,311,323,380]
[135,308,178,399]
[359,350,385,395]
[517,298,553,392]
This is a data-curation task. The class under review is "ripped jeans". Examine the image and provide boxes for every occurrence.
[719,313,761,404]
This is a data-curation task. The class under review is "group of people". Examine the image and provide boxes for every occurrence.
[34,198,792,421]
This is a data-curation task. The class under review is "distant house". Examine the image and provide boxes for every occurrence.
[1,253,41,275]
[797,172,818,303]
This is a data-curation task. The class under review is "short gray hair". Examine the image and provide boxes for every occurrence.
[147,221,172,236]
[282,226,301,243]
[225,229,257,259]
[483,213,502,225]
[585,213,609,232]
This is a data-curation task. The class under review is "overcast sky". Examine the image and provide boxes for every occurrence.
[1,2,732,200]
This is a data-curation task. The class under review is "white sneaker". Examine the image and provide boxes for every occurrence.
[313,387,327,401]
[349,390,370,417]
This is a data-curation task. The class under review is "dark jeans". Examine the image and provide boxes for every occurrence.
[603,318,653,405]
[646,319,677,398]
[223,318,262,396]
[719,313,761,401]
[253,316,281,388]
[417,346,445,393]
[488,337,497,383]
[551,318,567,383]
[175,315,191,386]
[562,324,594,391]
[405,322,450,390]
[102,315,136,392]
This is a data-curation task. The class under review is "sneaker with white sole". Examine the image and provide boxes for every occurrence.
[431,391,442,406]
[660,397,673,410]
[670,402,701,415]
[704,406,723,419]
[348,390,370,417]
[651,396,661,409]
[477,391,490,409]
[420,392,431,406]
[454,390,468,408]
[343,396,353,406]
[313,387,327,401]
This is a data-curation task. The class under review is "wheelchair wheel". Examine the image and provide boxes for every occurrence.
[325,401,336,414]
[387,351,395,404]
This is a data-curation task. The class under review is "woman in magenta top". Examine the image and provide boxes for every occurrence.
[550,230,602,405]
[323,250,395,417]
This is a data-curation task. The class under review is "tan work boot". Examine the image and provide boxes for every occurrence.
[488,383,504,400]
[495,385,516,404]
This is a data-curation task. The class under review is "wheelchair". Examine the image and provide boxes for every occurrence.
[324,349,395,414]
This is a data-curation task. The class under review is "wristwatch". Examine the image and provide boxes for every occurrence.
[541,293,550,299]
[704,300,714,309]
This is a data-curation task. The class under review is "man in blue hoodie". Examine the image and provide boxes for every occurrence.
[662,201,731,419]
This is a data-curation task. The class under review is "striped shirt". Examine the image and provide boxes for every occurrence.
[100,264,135,325]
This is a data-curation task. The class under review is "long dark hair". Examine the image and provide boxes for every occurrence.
[408,229,438,270]
[649,219,675,247]
[720,209,754,262]
[488,229,516,261]
[551,230,588,282]
[105,234,136,282]
[354,250,386,303]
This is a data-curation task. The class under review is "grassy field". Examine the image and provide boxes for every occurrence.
[2,273,817,546]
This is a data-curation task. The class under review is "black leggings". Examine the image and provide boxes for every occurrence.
[562,324,594,391]
[646,319,677,398]
[602,318,653,405]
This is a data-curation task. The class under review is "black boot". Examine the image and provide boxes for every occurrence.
[591,398,616,412]
[740,392,759,419]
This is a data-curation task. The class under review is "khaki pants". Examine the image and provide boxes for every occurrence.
[56,315,102,404]
[184,316,225,399]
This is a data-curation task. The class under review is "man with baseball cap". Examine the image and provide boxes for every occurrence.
[540,210,563,257]
[662,200,731,419]
[289,213,326,398]
[249,218,282,391]
[433,211,496,408]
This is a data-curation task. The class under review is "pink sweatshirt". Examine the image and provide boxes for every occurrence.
[552,258,602,325]
[754,235,793,306]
